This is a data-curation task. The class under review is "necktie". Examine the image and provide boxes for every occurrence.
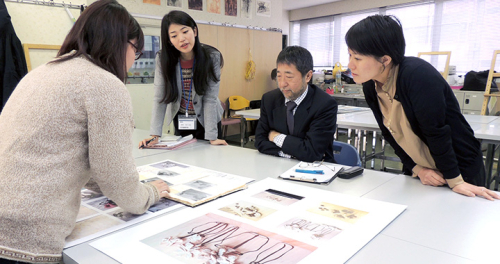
[286,101,297,135]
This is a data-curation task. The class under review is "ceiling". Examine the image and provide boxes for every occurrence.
[282,0,344,11]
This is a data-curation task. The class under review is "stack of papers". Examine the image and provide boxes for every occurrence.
[145,135,196,150]
[279,161,344,184]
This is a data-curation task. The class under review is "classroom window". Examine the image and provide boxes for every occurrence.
[290,0,500,73]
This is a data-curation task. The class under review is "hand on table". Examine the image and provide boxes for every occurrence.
[418,168,446,186]
[210,139,228,145]
[149,179,170,198]
[452,183,500,201]
[138,136,159,149]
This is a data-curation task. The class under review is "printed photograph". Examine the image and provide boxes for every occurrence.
[241,0,252,19]
[167,0,182,7]
[252,189,304,206]
[157,169,179,177]
[256,0,270,17]
[150,160,189,169]
[176,188,211,202]
[141,213,316,264]
[207,0,221,14]
[66,215,121,243]
[87,197,118,211]
[225,0,237,16]
[76,205,99,221]
[219,201,276,221]
[188,0,202,11]
[185,180,215,190]
[108,209,143,222]
[148,198,181,213]
[81,189,103,201]
[308,202,369,224]
[278,217,343,242]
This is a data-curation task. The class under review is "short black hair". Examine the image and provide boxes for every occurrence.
[276,46,313,77]
[345,15,405,66]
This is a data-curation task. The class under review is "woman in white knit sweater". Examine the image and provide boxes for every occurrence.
[0,1,170,263]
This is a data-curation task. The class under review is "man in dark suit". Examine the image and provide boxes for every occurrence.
[255,46,338,162]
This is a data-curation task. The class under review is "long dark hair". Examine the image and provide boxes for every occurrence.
[159,10,223,104]
[53,0,144,82]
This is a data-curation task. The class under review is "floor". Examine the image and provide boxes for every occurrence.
[225,130,500,190]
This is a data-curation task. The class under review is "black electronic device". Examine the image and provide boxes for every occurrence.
[337,166,364,179]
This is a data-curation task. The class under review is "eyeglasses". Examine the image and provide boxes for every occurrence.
[128,40,143,60]
[299,160,323,168]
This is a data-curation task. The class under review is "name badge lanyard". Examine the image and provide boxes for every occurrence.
[179,58,195,117]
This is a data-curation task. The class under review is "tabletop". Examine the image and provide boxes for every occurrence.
[63,130,500,263]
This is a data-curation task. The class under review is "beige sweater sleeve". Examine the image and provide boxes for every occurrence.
[84,72,160,214]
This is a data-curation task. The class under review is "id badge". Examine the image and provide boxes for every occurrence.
[178,115,197,130]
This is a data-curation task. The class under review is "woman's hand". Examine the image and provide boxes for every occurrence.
[210,139,228,145]
[417,167,446,186]
[138,135,160,149]
[452,183,500,201]
[149,179,170,198]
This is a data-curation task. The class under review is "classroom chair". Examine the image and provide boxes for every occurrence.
[227,96,258,146]
[333,141,362,167]
[220,100,241,139]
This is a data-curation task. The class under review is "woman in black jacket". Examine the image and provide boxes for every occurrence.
[345,15,498,200]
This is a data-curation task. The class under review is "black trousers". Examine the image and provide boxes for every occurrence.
[173,112,222,140]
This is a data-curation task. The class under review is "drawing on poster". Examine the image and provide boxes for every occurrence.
[185,180,215,190]
[188,0,203,10]
[81,189,103,201]
[77,206,98,220]
[177,189,211,202]
[150,160,189,169]
[225,0,237,16]
[308,202,369,224]
[241,0,252,18]
[167,0,182,7]
[252,189,304,206]
[219,201,276,221]
[143,0,161,5]
[157,169,179,176]
[148,198,181,213]
[279,217,342,241]
[87,197,118,211]
[108,209,143,222]
[66,215,121,243]
[256,0,270,17]
[207,0,220,13]
[140,213,316,264]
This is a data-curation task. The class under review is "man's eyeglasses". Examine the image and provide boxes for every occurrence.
[128,40,143,60]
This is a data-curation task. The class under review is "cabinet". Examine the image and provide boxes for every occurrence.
[452,90,484,115]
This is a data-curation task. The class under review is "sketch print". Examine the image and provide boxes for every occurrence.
[219,201,276,221]
[176,188,211,202]
[157,169,179,177]
[141,213,316,264]
[108,209,143,222]
[87,197,118,211]
[279,217,342,241]
[167,0,182,7]
[256,0,270,17]
[81,189,103,201]
[148,197,181,213]
[186,179,215,190]
[76,205,98,220]
[207,0,221,14]
[308,202,369,224]
[241,0,252,19]
[188,0,203,11]
[225,0,237,16]
[252,189,304,206]
[150,160,189,169]
[66,215,121,243]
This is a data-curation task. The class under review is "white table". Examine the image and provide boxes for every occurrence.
[63,135,500,263]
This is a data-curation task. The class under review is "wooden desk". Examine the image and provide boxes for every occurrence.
[63,134,500,263]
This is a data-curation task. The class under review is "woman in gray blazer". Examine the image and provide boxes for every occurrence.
[140,10,227,147]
